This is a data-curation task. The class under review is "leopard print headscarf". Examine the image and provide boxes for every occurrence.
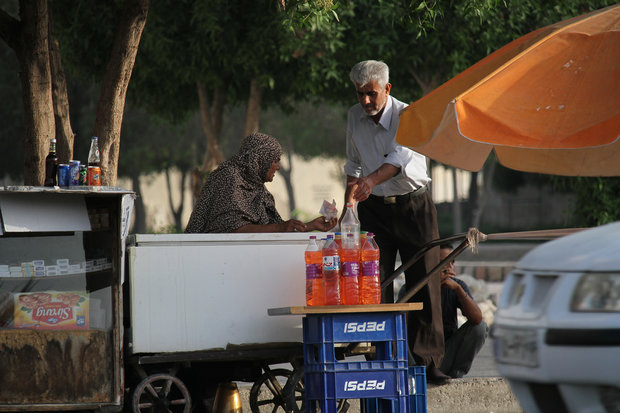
[185,133,283,233]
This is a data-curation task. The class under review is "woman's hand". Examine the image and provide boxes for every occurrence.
[306,216,337,232]
[281,219,307,232]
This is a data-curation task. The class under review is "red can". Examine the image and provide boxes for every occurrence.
[87,166,101,186]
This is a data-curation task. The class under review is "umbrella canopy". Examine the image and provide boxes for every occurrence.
[396,4,620,176]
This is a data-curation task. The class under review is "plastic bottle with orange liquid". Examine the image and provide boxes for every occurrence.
[360,232,381,304]
[341,233,361,305]
[322,234,341,305]
[305,235,324,306]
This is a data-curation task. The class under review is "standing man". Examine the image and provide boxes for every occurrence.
[341,60,448,382]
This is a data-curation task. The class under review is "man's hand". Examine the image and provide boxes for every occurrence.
[348,177,373,202]
[440,269,461,292]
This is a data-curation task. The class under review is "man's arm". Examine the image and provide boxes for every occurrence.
[339,164,400,226]
[454,283,483,325]
[443,276,483,325]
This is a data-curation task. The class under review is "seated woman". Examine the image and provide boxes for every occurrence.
[185,132,337,233]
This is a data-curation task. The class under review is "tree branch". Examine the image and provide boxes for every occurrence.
[0,7,20,49]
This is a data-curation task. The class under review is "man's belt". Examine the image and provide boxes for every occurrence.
[370,185,427,205]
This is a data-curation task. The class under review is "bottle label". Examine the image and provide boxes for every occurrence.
[362,260,379,277]
[342,261,360,278]
[322,255,340,271]
[305,263,321,279]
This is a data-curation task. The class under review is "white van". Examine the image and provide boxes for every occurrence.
[492,221,620,413]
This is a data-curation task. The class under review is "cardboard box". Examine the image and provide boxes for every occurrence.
[13,291,89,329]
[69,264,82,274]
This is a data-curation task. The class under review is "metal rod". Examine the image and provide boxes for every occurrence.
[381,232,469,291]
[397,238,470,303]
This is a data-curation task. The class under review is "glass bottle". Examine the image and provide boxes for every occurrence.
[44,139,58,187]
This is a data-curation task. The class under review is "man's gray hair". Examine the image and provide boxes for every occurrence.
[349,60,389,88]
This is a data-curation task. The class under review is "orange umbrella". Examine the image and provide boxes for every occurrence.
[396,4,620,176]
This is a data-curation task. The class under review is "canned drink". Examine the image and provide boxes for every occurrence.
[58,164,70,187]
[87,166,102,186]
[69,160,81,186]
[79,165,87,185]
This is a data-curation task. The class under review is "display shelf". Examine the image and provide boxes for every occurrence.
[0,187,133,410]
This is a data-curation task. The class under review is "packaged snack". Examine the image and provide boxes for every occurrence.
[14,291,89,329]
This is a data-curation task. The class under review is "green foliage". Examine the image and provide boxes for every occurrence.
[553,177,620,227]
[118,109,204,179]
[260,102,348,160]
[52,0,122,82]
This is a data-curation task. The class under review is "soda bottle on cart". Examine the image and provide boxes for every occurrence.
[305,235,324,306]
[341,202,360,248]
[341,233,361,305]
[87,136,102,186]
[334,232,343,296]
[360,232,381,304]
[322,234,341,305]
[44,139,58,187]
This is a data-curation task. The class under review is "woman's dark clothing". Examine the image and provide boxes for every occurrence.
[185,133,283,233]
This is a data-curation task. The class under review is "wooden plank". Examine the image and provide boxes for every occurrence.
[268,302,423,316]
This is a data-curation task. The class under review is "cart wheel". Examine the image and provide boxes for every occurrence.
[249,368,298,413]
[283,367,349,413]
[282,367,305,413]
[132,373,192,413]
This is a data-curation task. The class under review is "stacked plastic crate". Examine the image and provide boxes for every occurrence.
[302,311,426,413]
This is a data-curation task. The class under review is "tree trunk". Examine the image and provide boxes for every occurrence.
[407,66,440,96]
[93,0,149,186]
[279,136,296,216]
[471,161,497,229]
[164,167,187,232]
[467,171,479,228]
[243,78,263,138]
[451,167,462,234]
[195,81,226,200]
[48,0,74,164]
[0,1,56,185]
[131,174,146,233]
[196,81,226,171]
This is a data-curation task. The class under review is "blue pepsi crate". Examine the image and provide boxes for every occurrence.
[361,366,427,413]
[408,366,427,413]
[304,361,408,400]
[303,312,408,363]
[303,312,407,343]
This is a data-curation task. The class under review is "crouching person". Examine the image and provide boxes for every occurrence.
[438,243,488,378]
